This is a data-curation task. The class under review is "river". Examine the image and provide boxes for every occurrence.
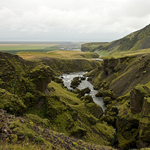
[59,72,106,111]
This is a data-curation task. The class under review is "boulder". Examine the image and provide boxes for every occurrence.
[70,77,81,89]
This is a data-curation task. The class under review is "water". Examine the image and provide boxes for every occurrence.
[59,72,106,111]
[91,58,103,61]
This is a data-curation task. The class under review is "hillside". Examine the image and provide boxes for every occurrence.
[0,51,116,150]
[81,24,150,53]
[85,54,150,149]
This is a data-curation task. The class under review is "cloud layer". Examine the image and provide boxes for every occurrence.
[0,0,150,41]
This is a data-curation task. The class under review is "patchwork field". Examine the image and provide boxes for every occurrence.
[0,43,61,54]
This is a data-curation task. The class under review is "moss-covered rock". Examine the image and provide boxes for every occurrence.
[70,127,87,138]
[0,88,26,114]
[137,97,150,148]
[103,97,112,105]
[86,102,103,119]
[70,77,81,89]
[30,65,53,93]
[77,87,91,98]
[130,85,150,114]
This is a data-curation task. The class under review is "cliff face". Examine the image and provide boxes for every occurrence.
[0,52,53,114]
[86,54,150,149]
[88,53,150,96]
[42,57,101,75]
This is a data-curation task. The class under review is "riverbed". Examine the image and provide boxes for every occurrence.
[59,72,106,111]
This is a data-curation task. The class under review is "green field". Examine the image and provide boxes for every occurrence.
[0,44,61,54]
[17,50,98,60]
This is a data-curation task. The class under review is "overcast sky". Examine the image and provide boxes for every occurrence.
[0,0,150,42]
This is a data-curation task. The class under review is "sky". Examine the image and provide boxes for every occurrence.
[0,0,150,42]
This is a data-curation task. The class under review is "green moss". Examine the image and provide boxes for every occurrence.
[135,84,149,96]
[10,134,18,144]
[0,88,26,113]
[26,114,51,128]
[72,142,78,147]
[140,117,150,124]
[116,133,131,149]
[94,122,115,141]
[10,119,37,140]
[147,97,150,103]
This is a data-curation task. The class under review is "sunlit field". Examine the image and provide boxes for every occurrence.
[0,43,61,54]
[17,50,97,60]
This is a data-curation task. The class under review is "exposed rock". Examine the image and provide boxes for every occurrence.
[130,85,150,114]
[137,97,150,149]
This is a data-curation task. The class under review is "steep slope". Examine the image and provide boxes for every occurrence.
[0,52,115,149]
[85,54,150,149]
[87,53,150,96]
[81,24,150,52]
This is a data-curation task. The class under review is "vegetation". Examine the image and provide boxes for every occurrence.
[0,44,61,54]
[0,51,115,150]
[17,50,99,60]
[81,24,150,58]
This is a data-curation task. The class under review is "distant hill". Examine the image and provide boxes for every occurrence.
[81,24,150,52]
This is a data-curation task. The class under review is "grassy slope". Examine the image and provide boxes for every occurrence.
[88,53,150,96]
[97,48,150,59]
[17,50,99,59]
[81,24,150,54]
[47,81,115,145]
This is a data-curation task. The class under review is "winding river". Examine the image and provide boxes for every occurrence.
[59,72,106,111]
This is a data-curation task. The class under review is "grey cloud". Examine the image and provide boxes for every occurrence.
[0,0,150,41]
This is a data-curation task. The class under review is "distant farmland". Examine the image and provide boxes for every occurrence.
[0,43,61,54]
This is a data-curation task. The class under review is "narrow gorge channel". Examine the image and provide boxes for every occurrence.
[59,71,106,111]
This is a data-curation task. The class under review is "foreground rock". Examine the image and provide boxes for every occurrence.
[0,109,115,150]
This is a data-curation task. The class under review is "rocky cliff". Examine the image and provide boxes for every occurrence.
[86,54,150,149]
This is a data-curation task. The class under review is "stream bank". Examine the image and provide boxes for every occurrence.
[59,71,106,111]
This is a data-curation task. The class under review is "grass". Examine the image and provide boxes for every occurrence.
[48,81,80,105]
[97,48,150,59]
[0,44,58,50]
[0,141,52,150]
[17,50,98,60]
[0,44,61,54]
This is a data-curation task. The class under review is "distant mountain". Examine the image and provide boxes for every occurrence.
[81,24,150,52]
